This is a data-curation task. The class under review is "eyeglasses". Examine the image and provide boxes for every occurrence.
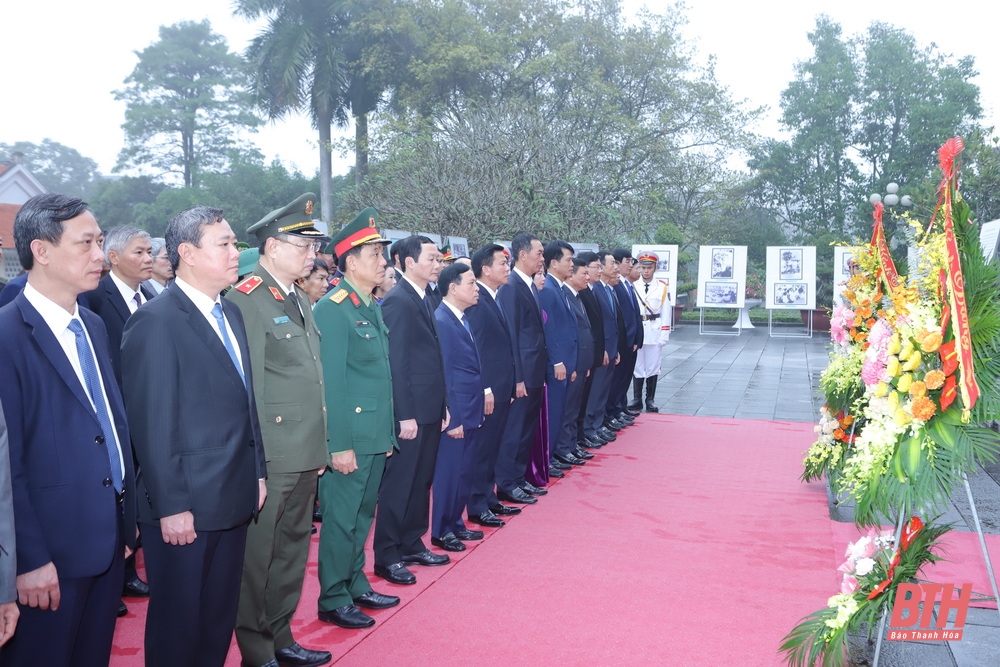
[154,253,169,262]
[277,237,322,254]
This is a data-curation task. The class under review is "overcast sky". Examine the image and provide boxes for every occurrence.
[2,0,997,180]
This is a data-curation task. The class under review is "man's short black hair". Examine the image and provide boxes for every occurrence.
[577,250,599,265]
[510,233,539,265]
[438,262,471,296]
[471,243,505,278]
[612,248,633,263]
[544,240,574,270]
[394,234,434,272]
[13,193,91,271]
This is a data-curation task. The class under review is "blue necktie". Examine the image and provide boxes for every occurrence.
[605,284,615,316]
[212,303,246,387]
[67,319,123,493]
[461,314,474,341]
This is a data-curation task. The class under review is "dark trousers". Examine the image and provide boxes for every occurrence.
[584,363,615,435]
[141,521,248,667]
[607,347,638,415]
[432,427,480,537]
[494,386,543,494]
[554,369,587,457]
[576,365,598,441]
[318,453,385,610]
[374,423,440,566]
[466,395,511,515]
[0,514,124,667]
[545,374,569,458]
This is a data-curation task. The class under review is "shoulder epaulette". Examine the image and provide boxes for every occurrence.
[268,286,285,301]
[235,275,263,295]
[330,288,349,304]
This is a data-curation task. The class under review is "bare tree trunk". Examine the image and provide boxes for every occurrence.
[355,112,368,187]
[318,111,333,223]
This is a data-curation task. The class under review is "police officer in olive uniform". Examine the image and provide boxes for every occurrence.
[227,193,332,667]
[313,208,400,630]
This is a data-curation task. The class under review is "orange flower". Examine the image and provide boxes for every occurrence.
[921,331,943,353]
[925,370,945,390]
[911,396,937,421]
[857,305,873,319]
[866,318,877,329]
[841,414,855,427]
[834,428,846,440]
[914,329,928,343]
[909,381,927,398]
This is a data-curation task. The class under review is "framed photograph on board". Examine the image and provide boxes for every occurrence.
[711,247,734,278]
[704,281,738,305]
[772,282,808,306]
[779,248,803,280]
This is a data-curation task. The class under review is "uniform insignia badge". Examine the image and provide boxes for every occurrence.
[305,199,314,216]
[368,216,376,228]
[234,275,262,294]
[268,286,284,301]
[330,289,348,304]
[349,292,361,307]
[273,315,291,325]
[329,276,341,287]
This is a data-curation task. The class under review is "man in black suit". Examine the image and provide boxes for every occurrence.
[83,224,155,605]
[606,249,643,429]
[373,235,451,586]
[464,245,520,527]
[495,233,547,505]
[554,258,596,466]
[575,252,608,450]
[583,252,622,445]
[0,194,136,667]
[121,206,268,667]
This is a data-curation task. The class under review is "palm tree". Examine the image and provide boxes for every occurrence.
[235,0,350,222]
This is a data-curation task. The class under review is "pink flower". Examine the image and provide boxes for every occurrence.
[868,319,893,349]
[838,558,856,574]
[841,575,859,595]
[861,358,884,386]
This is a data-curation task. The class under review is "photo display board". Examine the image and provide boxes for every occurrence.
[696,245,747,309]
[631,244,678,307]
[833,246,854,306]
[765,246,816,310]
[446,236,469,259]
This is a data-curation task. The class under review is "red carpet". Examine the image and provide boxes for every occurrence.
[109,414,999,665]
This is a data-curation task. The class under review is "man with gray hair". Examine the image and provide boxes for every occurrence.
[121,205,267,666]
[83,224,156,606]
[142,237,172,295]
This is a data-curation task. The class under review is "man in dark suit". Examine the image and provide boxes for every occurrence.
[373,235,450,586]
[495,233,547,505]
[608,249,643,427]
[583,252,622,446]
[121,205,268,667]
[0,193,137,667]
[227,195,331,667]
[0,402,20,648]
[82,224,155,604]
[431,263,486,552]
[537,240,581,473]
[464,245,519,527]
[575,252,608,450]
[555,258,596,465]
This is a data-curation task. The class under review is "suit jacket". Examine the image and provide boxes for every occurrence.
[0,400,16,603]
[567,289,595,373]
[84,273,156,387]
[226,265,328,474]
[382,278,447,425]
[0,293,137,579]
[593,282,620,359]
[614,280,643,349]
[579,285,605,369]
[435,303,485,430]
[538,275,579,376]
[464,284,516,403]
[120,284,266,531]
[497,273,546,389]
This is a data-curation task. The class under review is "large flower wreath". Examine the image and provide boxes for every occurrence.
[783,138,1000,666]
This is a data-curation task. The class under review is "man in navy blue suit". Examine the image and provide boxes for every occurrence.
[431,263,487,552]
[464,245,519,527]
[583,252,622,445]
[537,240,581,474]
[0,194,137,667]
[555,258,596,465]
[607,249,643,428]
[495,233,547,505]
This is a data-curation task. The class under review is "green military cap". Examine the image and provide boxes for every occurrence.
[238,248,260,278]
[247,192,326,243]
[326,207,391,257]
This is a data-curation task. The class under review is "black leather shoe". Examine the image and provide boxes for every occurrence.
[645,401,659,413]
[520,482,548,496]
[311,525,317,534]
[430,533,466,552]
[548,468,565,478]
[468,510,505,527]
[625,408,641,417]
[584,435,607,447]
[573,447,595,460]
[118,600,128,617]
[627,400,643,412]
[549,457,571,470]
[555,453,586,466]
[353,590,400,609]
[274,642,332,667]
[373,562,417,585]
[616,412,636,423]
[318,605,374,629]
[497,488,537,504]
[401,549,450,566]
[123,574,150,598]
[490,503,522,515]
[603,419,624,431]
[454,528,484,541]
[597,427,617,441]
[313,501,323,523]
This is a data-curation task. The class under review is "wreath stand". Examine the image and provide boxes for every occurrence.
[869,476,1000,666]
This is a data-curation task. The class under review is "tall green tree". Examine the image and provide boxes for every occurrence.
[115,20,260,188]
[0,139,102,199]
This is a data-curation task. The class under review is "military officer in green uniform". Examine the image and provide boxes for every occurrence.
[227,193,332,667]
[313,208,400,630]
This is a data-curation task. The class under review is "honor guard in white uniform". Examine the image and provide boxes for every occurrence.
[630,252,670,412]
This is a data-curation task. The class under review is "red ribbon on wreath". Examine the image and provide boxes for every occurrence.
[866,516,924,600]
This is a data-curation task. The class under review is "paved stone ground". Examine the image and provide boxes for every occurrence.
[655,321,1000,666]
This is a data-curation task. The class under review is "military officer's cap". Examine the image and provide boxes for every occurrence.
[637,251,659,265]
[247,193,326,243]
[326,207,391,257]
[440,244,453,261]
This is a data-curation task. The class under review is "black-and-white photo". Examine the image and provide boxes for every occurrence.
[451,240,468,258]
[704,281,738,305]
[657,251,670,273]
[841,252,854,275]
[773,282,808,306]
[711,247,734,279]
[779,248,802,280]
